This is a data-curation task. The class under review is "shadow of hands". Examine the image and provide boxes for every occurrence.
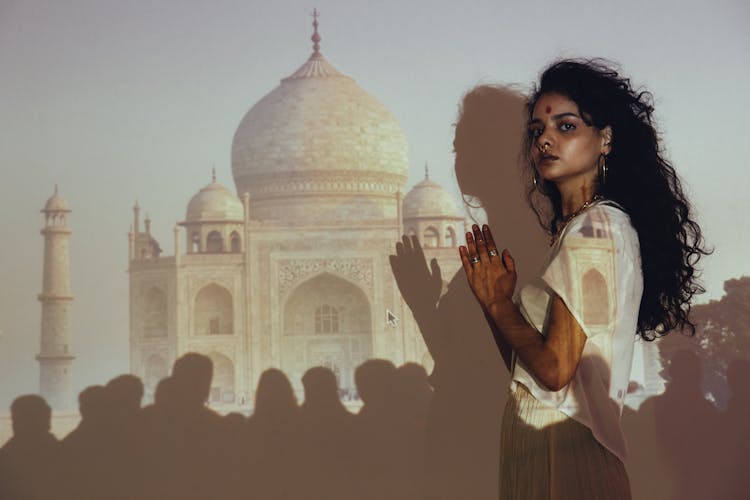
[389,235,443,315]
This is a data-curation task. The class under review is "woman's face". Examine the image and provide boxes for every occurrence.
[528,92,611,190]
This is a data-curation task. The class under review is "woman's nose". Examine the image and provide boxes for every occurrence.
[536,131,554,152]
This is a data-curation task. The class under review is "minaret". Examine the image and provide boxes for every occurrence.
[37,186,75,410]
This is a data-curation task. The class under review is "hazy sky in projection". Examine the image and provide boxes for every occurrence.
[0,0,748,408]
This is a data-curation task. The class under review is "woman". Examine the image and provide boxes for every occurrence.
[458,59,708,499]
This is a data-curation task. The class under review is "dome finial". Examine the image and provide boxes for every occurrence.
[54,184,59,195]
[424,161,429,180]
[311,8,321,55]
[211,165,216,183]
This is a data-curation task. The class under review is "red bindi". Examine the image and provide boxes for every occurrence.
[545,106,552,114]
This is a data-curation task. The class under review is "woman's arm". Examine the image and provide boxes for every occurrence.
[460,223,586,390]
[486,295,586,391]
[482,309,513,372]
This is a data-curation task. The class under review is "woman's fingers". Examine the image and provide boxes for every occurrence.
[472,224,490,261]
[465,230,478,260]
[502,249,516,274]
[459,245,473,275]
[482,225,500,260]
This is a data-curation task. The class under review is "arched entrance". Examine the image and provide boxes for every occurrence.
[283,272,372,399]
[193,284,233,336]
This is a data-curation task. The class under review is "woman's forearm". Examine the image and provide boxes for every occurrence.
[486,299,564,390]
[482,309,513,372]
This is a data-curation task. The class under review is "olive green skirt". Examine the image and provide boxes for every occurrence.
[499,383,631,500]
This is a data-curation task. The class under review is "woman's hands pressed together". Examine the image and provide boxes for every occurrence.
[459,224,517,313]
[459,224,588,391]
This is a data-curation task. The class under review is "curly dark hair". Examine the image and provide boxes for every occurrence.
[523,58,710,339]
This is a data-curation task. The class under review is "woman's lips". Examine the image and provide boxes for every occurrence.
[539,154,558,164]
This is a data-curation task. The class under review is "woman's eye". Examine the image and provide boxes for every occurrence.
[559,122,576,132]
[529,128,543,138]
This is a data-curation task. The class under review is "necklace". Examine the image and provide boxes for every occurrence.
[550,194,604,245]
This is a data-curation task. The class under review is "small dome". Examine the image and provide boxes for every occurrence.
[403,168,460,219]
[43,186,70,212]
[186,180,244,223]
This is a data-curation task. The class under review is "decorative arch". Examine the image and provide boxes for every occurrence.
[423,226,439,248]
[142,287,167,338]
[208,352,235,404]
[206,231,223,253]
[194,284,233,335]
[285,273,371,336]
[582,268,609,325]
[283,272,372,397]
[230,231,241,253]
[445,226,457,248]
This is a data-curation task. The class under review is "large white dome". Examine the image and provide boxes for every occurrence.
[231,43,408,222]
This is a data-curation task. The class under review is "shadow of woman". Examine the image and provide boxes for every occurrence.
[390,85,547,500]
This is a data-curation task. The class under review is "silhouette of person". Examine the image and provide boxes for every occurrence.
[60,385,112,500]
[390,362,433,500]
[243,368,301,500]
[104,374,145,500]
[352,359,399,500]
[140,353,227,500]
[297,366,356,500]
[0,395,61,500]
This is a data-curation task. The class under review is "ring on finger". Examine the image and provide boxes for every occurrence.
[470,256,481,264]
[488,249,498,257]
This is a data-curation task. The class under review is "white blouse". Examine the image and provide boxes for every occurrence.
[510,200,660,463]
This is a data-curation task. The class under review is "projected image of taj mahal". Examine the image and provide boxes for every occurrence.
[125,20,465,410]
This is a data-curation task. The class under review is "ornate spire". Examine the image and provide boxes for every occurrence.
[284,9,347,81]
[211,165,216,183]
[54,184,59,195]
[311,8,321,55]
[424,161,430,180]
